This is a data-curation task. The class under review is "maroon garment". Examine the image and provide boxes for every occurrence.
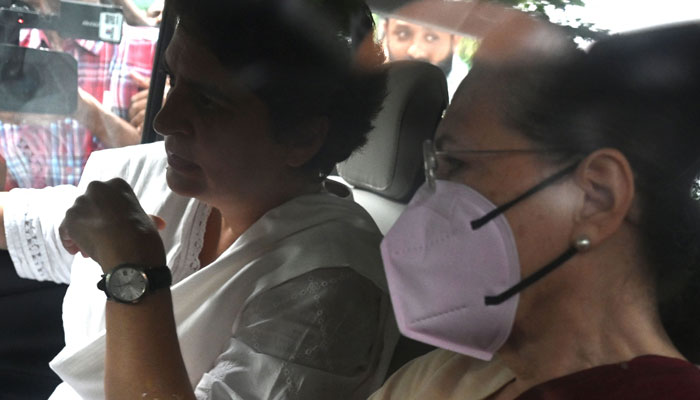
[517,355,700,399]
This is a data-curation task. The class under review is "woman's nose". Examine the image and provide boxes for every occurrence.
[153,89,190,137]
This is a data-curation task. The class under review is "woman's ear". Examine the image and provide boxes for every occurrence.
[285,117,329,168]
[572,148,635,246]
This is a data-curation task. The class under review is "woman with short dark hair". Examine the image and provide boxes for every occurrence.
[0,0,396,399]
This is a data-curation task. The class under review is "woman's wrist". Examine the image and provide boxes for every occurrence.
[97,237,166,273]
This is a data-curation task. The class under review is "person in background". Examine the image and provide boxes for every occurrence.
[0,0,158,189]
[0,0,396,398]
[107,0,163,26]
[372,22,700,399]
[382,17,468,99]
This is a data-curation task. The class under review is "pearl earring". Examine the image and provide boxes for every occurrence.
[690,177,700,201]
[574,235,591,252]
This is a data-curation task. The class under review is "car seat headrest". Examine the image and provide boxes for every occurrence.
[337,60,448,202]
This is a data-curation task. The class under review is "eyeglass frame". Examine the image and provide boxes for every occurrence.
[423,139,570,190]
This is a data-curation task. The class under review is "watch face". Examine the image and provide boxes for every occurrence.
[107,267,148,302]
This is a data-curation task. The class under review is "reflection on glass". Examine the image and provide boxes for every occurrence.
[0,6,158,189]
[377,15,472,99]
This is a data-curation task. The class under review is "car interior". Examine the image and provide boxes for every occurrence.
[1,0,695,397]
[1,1,455,395]
[0,0,563,396]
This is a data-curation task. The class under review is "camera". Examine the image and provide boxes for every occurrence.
[0,44,77,114]
[0,0,125,114]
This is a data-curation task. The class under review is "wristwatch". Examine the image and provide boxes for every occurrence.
[97,264,172,304]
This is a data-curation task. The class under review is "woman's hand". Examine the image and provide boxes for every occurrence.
[60,179,194,399]
[59,178,166,272]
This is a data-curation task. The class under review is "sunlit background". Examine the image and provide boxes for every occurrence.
[551,0,700,33]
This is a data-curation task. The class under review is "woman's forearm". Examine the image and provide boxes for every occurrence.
[57,178,192,398]
[104,290,196,400]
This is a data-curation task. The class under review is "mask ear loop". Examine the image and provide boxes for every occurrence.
[485,247,577,305]
[468,161,580,306]
[471,162,579,230]
[484,236,591,305]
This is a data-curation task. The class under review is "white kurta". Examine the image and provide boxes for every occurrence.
[4,142,398,399]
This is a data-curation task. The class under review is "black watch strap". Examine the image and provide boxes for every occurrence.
[146,265,172,291]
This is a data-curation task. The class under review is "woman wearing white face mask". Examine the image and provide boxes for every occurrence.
[372,22,700,400]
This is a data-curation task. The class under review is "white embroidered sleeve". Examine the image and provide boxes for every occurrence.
[194,267,388,400]
[4,185,80,284]
[2,143,153,284]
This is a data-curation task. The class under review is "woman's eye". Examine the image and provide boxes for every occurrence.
[436,155,466,178]
[195,93,216,109]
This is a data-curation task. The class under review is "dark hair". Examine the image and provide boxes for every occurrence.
[477,24,700,362]
[167,0,388,179]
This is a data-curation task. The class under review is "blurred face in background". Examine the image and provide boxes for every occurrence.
[384,18,454,74]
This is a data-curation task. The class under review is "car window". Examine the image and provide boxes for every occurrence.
[2,1,696,189]
[0,1,161,397]
[0,0,161,190]
[0,1,698,399]
[370,0,699,99]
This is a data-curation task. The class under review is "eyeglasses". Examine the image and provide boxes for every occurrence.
[422,139,562,189]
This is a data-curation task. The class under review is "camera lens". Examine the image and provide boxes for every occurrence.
[1,57,41,102]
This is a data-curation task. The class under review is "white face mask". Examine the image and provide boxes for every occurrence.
[381,164,579,360]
